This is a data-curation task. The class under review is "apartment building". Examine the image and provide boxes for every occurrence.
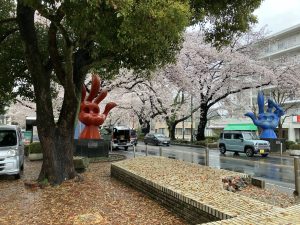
[258,24,300,141]
[207,24,300,141]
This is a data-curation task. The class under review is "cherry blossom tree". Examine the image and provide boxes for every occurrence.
[107,70,204,139]
[164,31,274,140]
[107,71,173,133]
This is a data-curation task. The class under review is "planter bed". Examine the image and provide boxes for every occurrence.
[111,157,278,224]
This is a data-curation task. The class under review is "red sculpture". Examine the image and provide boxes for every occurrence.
[79,74,117,139]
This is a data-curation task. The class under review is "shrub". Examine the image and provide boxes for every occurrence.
[289,144,300,150]
[138,133,145,141]
[193,140,207,147]
[205,136,219,143]
[286,141,296,149]
[29,142,42,154]
[208,143,218,148]
[174,139,190,144]
[171,138,218,147]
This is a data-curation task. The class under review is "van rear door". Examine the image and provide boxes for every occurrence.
[113,128,130,145]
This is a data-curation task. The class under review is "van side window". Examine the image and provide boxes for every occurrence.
[224,133,231,139]
[233,133,242,139]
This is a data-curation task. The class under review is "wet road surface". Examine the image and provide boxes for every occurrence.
[115,143,296,193]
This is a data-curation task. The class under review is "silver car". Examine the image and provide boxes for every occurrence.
[218,131,270,157]
[0,125,24,179]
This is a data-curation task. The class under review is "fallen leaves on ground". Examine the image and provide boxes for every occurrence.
[0,159,186,225]
[238,185,297,208]
[114,157,298,216]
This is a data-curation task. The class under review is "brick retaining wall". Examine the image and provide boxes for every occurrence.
[204,204,300,224]
[111,157,279,224]
[111,165,221,224]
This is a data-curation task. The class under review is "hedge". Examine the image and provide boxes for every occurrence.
[289,144,300,150]
[29,142,42,154]
[171,139,218,148]
[286,141,296,150]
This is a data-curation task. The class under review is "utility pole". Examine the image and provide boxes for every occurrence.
[191,95,193,143]
[181,91,185,140]
[182,116,185,140]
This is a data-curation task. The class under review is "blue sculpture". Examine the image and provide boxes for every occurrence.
[245,91,284,139]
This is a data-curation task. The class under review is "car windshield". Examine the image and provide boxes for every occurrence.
[0,130,17,147]
[243,132,259,140]
[154,134,166,138]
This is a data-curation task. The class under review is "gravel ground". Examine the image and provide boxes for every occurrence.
[0,156,298,224]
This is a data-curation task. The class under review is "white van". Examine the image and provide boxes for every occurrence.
[0,125,24,179]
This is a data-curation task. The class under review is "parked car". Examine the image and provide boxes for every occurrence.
[144,133,170,146]
[130,129,138,146]
[111,126,133,150]
[218,131,270,157]
[0,125,24,179]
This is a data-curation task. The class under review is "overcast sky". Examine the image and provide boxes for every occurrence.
[254,0,300,34]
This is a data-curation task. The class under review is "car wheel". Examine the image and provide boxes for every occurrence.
[14,173,21,180]
[21,163,24,171]
[261,153,268,157]
[245,147,254,157]
[134,143,137,146]
[219,145,226,154]
[124,146,128,151]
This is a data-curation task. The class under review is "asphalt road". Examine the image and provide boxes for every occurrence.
[115,143,296,194]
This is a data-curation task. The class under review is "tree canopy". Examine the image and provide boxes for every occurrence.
[0,0,263,184]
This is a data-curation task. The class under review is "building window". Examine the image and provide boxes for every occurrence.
[158,128,165,134]
[176,128,182,135]
[185,128,191,135]
[277,40,287,50]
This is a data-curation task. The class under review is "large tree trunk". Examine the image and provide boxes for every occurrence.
[139,119,150,134]
[196,104,208,141]
[166,116,183,140]
[38,127,76,184]
[168,122,176,140]
[17,2,82,185]
[37,88,80,184]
